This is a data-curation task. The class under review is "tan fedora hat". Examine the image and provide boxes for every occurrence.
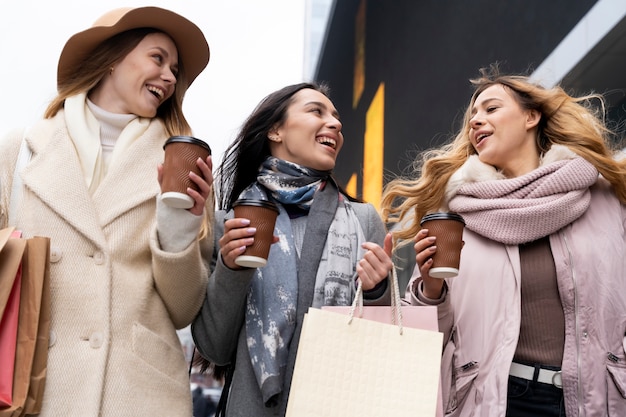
[57,6,210,88]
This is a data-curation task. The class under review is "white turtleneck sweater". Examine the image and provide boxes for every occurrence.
[86,99,137,174]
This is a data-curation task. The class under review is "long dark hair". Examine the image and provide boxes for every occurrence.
[216,82,358,210]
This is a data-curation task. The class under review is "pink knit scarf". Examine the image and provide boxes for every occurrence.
[448,157,598,244]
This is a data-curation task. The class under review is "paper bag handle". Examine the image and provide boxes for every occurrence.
[349,267,404,334]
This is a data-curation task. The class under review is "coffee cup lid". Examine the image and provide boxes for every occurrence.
[233,199,279,213]
[420,212,465,225]
[163,136,211,154]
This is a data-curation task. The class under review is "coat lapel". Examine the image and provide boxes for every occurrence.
[286,180,340,400]
[21,117,167,246]
[21,121,107,247]
[296,181,340,314]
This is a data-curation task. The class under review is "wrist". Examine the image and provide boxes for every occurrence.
[421,280,445,299]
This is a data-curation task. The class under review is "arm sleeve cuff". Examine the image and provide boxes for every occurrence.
[411,278,448,305]
[156,195,203,252]
[362,278,388,300]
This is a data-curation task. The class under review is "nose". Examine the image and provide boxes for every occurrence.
[162,67,177,84]
[469,113,483,129]
[326,115,342,131]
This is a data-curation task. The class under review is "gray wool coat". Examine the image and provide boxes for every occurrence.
[192,182,390,416]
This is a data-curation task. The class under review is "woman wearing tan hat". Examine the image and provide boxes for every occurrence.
[0,6,212,416]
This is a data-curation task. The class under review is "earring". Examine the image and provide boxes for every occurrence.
[109,67,114,75]
[268,135,279,142]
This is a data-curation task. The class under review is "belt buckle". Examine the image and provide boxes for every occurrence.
[551,371,563,388]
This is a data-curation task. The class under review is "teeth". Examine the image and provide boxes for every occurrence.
[147,86,164,99]
[317,136,336,149]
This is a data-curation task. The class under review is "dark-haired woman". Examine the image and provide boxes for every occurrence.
[192,82,393,416]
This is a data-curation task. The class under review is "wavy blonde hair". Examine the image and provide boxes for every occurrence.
[381,64,626,246]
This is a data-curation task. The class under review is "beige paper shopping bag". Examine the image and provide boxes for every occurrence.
[286,307,443,417]
[22,236,51,414]
[287,266,444,417]
[322,304,444,417]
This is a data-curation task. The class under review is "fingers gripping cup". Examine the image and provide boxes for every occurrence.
[161,136,211,209]
[233,199,279,268]
[420,212,465,278]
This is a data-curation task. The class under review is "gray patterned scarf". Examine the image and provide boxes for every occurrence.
[242,157,365,404]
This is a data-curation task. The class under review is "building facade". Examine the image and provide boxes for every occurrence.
[315,0,626,207]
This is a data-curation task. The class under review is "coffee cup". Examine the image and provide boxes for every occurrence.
[233,199,279,268]
[161,136,211,209]
[420,212,465,278]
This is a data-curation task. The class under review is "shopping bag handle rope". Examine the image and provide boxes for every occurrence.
[348,267,404,335]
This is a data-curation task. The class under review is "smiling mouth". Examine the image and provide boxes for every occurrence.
[316,136,336,149]
[476,133,490,145]
[147,85,164,100]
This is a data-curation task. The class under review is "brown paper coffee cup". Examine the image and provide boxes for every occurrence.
[420,212,465,278]
[233,199,279,268]
[161,136,211,209]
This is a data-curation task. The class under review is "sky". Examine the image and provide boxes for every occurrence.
[0,0,308,166]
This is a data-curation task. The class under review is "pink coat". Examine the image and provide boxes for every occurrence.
[408,178,626,416]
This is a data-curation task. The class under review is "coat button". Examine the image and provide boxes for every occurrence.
[49,246,62,263]
[48,330,57,347]
[89,332,104,349]
[93,251,105,265]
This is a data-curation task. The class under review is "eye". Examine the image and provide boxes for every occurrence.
[152,53,164,64]
[486,106,498,113]
[310,107,322,115]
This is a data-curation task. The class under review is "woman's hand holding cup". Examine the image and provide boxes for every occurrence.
[219,218,257,270]
[414,228,446,298]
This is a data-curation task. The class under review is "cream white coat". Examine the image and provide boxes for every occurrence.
[0,112,212,417]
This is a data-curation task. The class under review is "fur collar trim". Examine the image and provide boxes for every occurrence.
[443,144,577,209]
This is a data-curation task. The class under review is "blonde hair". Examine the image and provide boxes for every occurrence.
[198,190,215,240]
[381,64,626,245]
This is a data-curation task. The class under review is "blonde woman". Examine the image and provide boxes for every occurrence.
[0,7,213,416]
[381,65,626,416]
